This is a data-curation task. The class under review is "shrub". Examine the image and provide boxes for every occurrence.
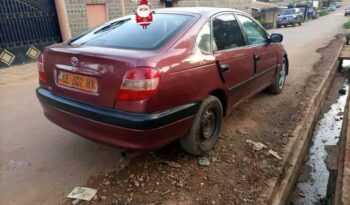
[258,19,268,26]
[319,9,329,16]
[258,19,273,29]
[343,22,350,29]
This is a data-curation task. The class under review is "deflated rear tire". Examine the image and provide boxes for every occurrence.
[268,58,287,94]
[180,96,223,156]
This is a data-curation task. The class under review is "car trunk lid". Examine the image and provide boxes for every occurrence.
[43,45,153,108]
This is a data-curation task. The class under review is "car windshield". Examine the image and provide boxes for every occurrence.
[281,9,295,15]
[70,13,193,50]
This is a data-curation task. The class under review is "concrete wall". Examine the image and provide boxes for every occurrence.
[63,0,123,37]
[177,0,251,12]
[124,0,163,14]
[57,0,252,40]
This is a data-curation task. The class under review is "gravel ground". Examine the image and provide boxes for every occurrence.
[1,7,348,205]
[62,36,345,205]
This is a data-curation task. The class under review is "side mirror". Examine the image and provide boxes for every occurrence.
[270,33,283,43]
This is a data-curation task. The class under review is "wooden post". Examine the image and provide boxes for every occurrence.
[54,0,71,41]
[346,29,350,45]
[120,0,126,16]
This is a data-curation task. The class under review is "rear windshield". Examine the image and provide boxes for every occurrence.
[281,9,295,15]
[70,13,193,50]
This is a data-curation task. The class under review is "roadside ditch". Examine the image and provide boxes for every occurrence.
[62,36,346,205]
[289,61,350,205]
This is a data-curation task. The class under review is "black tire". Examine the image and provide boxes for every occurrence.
[299,21,302,26]
[268,58,287,94]
[292,22,297,27]
[180,96,223,156]
[277,24,281,28]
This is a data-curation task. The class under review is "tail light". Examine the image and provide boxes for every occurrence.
[37,54,47,84]
[117,67,160,101]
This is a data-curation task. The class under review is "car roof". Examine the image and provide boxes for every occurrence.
[154,7,244,16]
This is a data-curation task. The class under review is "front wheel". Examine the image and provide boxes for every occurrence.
[268,58,287,94]
[180,96,223,156]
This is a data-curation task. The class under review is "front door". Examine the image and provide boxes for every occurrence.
[212,13,255,108]
[236,15,278,89]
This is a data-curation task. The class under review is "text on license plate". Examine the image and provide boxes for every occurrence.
[57,71,98,93]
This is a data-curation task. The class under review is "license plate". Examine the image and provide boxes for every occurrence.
[57,71,98,93]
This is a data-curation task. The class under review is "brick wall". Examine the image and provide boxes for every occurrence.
[176,0,251,13]
[62,0,252,37]
[64,0,123,36]
[124,0,163,14]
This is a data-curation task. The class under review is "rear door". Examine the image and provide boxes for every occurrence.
[236,14,278,90]
[212,13,255,107]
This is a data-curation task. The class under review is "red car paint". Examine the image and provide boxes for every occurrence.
[37,8,288,149]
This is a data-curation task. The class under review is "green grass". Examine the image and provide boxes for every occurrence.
[319,9,330,17]
[257,19,274,29]
[343,22,350,29]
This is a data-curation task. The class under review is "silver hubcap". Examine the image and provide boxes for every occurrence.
[201,110,215,139]
[279,63,286,89]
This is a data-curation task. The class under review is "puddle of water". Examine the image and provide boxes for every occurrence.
[7,159,25,169]
[292,81,349,205]
[343,60,350,68]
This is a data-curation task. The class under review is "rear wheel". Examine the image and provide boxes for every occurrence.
[180,96,223,156]
[299,21,302,26]
[277,24,281,28]
[268,58,287,94]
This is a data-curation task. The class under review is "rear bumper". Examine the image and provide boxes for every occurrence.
[36,87,198,149]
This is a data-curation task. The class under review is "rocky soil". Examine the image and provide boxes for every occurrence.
[62,35,345,205]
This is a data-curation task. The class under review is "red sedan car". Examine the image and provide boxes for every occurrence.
[37,8,288,156]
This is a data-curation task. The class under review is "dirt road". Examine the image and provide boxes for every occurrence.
[0,7,349,205]
[0,66,128,204]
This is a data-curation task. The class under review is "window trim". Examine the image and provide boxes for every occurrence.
[196,11,271,54]
[235,13,270,47]
[210,12,250,53]
[195,20,213,54]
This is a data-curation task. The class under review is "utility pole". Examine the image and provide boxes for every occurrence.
[120,0,126,15]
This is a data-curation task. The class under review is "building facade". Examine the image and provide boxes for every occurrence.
[56,0,252,40]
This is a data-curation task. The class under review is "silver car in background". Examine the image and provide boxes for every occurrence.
[277,8,303,28]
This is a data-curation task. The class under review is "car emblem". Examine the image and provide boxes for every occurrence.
[71,57,78,66]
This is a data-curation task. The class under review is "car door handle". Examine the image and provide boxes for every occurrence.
[219,64,231,72]
[254,55,261,61]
